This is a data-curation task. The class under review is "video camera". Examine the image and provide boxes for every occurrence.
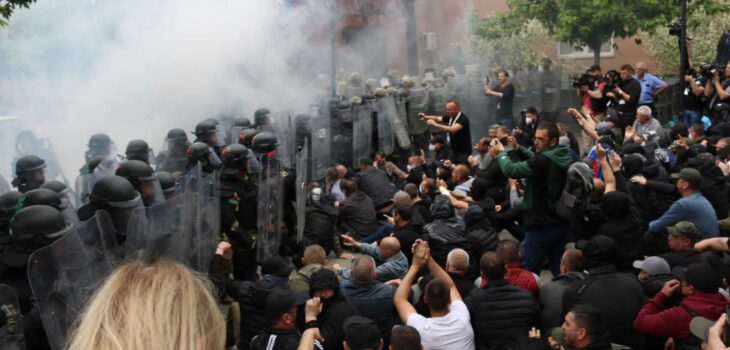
[668,23,682,37]
[571,73,595,89]
[700,63,726,80]
[604,70,621,90]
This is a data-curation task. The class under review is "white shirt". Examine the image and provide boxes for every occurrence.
[329,179,345,202]
[407,300,476,350]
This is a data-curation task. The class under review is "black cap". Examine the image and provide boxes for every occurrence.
[343,316,382,350]
[261,256,294,277]
[672,262,721,293]
[264,289,308,321]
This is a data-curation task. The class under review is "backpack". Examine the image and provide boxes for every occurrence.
[555,162,594,222]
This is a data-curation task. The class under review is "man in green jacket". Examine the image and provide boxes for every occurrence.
[491,121,573,276]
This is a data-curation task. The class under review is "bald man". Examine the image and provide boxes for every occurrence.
[337,235,409,282]
[417,248,475,316]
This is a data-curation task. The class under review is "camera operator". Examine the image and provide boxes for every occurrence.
[682,63,708,126]
[704,61,730,122]
[606,64,642,131]
[587,65,609,119]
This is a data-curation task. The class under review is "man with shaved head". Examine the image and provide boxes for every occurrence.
[539,249,586,330]
[337,235,408,283]
[416,248,475,316]
[340,255,400,346]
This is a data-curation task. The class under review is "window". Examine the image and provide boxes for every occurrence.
[557,39,614,58]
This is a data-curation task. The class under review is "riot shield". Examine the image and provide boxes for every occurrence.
[74,155,120,205]
[272,110,295,169]
[230,126,245,146]
[162,163,219,272]
[406,87,430,135]
[295,140,309,242]
[393,95,411,148]
[13,134,68,186]
[257,163,284,261]
[376,96,396,155]
[427,83,449,134]
[460,79,490,143]
[27,211,120,350]
[0,175,10,194]
[343,85,365,100]
[352,103,373,168]
[0,284,26,350]
[309,110,331,181]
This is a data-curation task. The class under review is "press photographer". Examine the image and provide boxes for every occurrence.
[682,63,708,126]
[606,64,642,131]
[704,61,730,122]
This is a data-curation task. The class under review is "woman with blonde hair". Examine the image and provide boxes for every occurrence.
[66,258,225,350]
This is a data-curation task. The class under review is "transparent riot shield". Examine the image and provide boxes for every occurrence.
[0,175,10,195]
[13,133,68,186]
[74,155,120,205]
[460,79,490,143]
[0,284,26,350]
[406,87,430,135]
[272,110,295,169]
[376,96,396,155]
[352,104,373,168]
[162,163,219,273]
[230,126,245,146]
[257,163,284,261]
[309,110,331,181]
[295,140,309,242]
[393,95,411,149]
[343,85,365,100]
[27,211,120,350]
[427,83,449,134]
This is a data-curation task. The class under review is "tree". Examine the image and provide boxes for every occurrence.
[641,10,730,75]
[0,0,36,27]
[473,0,730,66]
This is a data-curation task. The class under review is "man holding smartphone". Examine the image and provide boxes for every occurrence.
[419,100,472,165]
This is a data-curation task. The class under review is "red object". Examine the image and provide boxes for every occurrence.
[505,264,540,297]
[633,291,727,340]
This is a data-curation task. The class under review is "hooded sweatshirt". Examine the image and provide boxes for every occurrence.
[595,191,643,271]
[498,146,573,227]
[634,291,727,340]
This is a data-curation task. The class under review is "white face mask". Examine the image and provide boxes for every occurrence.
[525,117,533,125]
[559,136,570,146]
[406,165,413,172]
[428,144,436,151]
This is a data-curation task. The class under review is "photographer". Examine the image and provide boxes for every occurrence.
[606,64,642,130]
[682,63,708,126]
[704,61,730,122]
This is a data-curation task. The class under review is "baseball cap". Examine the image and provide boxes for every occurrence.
[264,289,308,321]
[261,256,294,278]
[671,168,702,188]
[632,256,670,276]
[671,262,721,293]
[666,221,699,242]
[343,316,382,350]
[689,316,715,341]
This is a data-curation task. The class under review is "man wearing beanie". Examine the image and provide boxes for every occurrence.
[303,268,358,350]
[633,262,727,348]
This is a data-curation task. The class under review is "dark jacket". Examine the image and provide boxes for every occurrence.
[563,265,646,350]
[473,157,508,203]
[640,274,674,298]
[423,195,471,267]
[249,328,323,350]
[634,291,727,340]
[302,271,359,350]
[354,167,397,210]
[226,279,280,350]
[539,271,586,330]
[303,202,339,255]
[686,154,730,220]
[594,192,643,271]
[498,146,572,227]
[466,279,541,350]
[338,191,379,240]
[416,272,475,317]
[412,200,433,224]
[392,221,424,262]
[464,205,498,257]
[340,279,399,345]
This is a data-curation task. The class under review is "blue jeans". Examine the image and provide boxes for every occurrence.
[522,223,568,276]
[683,110,701,127]
[498,117,514,130]
[359,224,394,243]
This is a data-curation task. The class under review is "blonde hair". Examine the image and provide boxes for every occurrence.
[66,259,225,350]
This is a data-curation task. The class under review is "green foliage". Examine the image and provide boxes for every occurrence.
[0,0,36,26]
[641,10,730,76]
[467,18,558,70]
[473,0,730,65]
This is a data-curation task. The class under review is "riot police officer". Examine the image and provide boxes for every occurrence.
[115,160,163,206]
[185,142,221,175]
[156,128,191,176]
[80,133,115,175]
[193,120,223,157]
[220,144,259,281]
[0,191,22,250]
[125,139,152,165]
[238,128,260,149]
[11,155,46,193]
[77,175,142,243]
[253,108,272,131]
[155,171,177,200]
[20,188,79,224]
